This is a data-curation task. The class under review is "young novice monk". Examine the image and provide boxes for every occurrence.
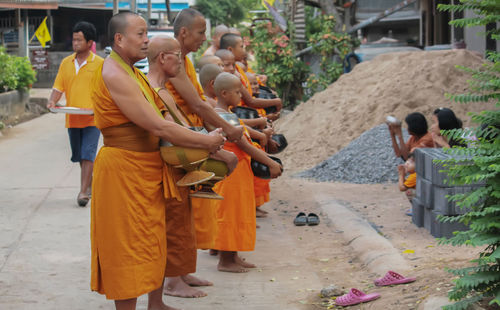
[211,72,282,272]
[197,55,224,71]
[216,48,277,218]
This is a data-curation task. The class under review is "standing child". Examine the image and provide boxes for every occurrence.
[211,72,282,272]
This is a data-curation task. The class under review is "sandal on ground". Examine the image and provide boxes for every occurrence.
[335,288,380,306]
[374,270,416,286]
[307,213,320,226]
[293,212,307,226]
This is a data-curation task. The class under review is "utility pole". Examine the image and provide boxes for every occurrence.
[165,0,172,24]
[130,0,137,13]
[113,0,119,15]
[147,0,152,26]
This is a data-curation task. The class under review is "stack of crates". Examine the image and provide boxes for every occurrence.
[412,148,480,238]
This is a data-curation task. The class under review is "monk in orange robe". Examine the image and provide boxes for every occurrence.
[219,33,283,113]
[90,13,224,310]
[202,24,229,56]
[215,49,277,220]
[160,8,242,298]
[211,72,282,272]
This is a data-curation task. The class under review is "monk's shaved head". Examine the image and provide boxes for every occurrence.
[197,55,221,70]
[214,72,240,97]
[246,71,256,80]
[235,61,246,71]
[199,64,222,87]
[214,24,229,37]
[148,35,180,65]
[228,27,241,36]
[219,33,241,50]
[214,49,234,61]
[108,12,139,47]
[173,8,204,37]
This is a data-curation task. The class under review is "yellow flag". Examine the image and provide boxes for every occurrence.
[34,17,51,47]
[262,0,276,10]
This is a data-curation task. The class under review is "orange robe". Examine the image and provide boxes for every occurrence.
[165,167,197,276]
[165,56,218,250]
[90,64,180,300]
[213,122,256,251]
[247,65,265,86]
[236,64,266,117]
[252,142,271,207]
[236,64,271,207]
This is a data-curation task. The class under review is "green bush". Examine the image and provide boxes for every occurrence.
[304,13,358,99]
[251,21,309,108]
[436,1,500,309]
[0,47,36,93]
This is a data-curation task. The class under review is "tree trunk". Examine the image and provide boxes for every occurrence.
[165,0,172,24]
[317,0,343,32]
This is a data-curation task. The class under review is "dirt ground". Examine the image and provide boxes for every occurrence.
[266,175,478,310]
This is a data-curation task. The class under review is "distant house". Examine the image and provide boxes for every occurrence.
[0,0,194,86]
[288,0,497,56]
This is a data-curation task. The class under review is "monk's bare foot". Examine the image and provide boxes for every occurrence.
[256,208,267,218]
[258,207,269,214]
[209,249,218,256]
[181,274,213,287]
[163,277,207,298]
[235,254,256,268]
[148,285,182,310]
[148,304,182,310]
[256,224,261,229]
[217,261,249,273]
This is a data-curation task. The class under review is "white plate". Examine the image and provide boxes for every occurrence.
[50,107,94,115]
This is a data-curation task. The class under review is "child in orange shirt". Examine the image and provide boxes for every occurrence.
[398,153,416,215]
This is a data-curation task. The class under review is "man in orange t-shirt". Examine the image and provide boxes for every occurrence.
[47,21,104,207]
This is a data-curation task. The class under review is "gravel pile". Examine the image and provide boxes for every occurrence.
[296,125,409,184]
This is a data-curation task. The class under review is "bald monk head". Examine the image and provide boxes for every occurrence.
[147,35,182,78]
[197,55,223,70]
[173,8,207,54]
[220,33,245,61]
[228,27,241,36]
[214,49,235,74]
[212,24,229,50]
[108,12,149,63]
[235,61,246,72]
[199,63,223,89]
[214,72,241,107]
[246,72,260,95]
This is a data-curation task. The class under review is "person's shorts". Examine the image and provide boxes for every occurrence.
[67,126,101,163]
[405,188,416,202]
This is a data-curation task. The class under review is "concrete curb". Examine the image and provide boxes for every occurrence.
[315,193,410,276]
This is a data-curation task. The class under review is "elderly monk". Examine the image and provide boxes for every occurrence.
[146,35,236,298]
[90,12,224,310]
[202,24,229,56]
[161,8,244,298]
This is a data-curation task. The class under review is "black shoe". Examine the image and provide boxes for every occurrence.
[293,212,307,226]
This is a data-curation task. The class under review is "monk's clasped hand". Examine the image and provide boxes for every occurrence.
[207,128,226,154]
[226,125,244,143]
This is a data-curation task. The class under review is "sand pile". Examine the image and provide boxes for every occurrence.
[276,49,496,172]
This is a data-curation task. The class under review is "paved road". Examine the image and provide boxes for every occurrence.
[0,113,322,310]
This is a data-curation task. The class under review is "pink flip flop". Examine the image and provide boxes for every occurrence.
[374,270,416,286]
[335,288,380,306]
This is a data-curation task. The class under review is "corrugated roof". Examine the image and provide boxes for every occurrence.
[0,1,58,9]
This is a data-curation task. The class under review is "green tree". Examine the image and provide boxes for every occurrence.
[195,0,245,26]
[436,1,500,309]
